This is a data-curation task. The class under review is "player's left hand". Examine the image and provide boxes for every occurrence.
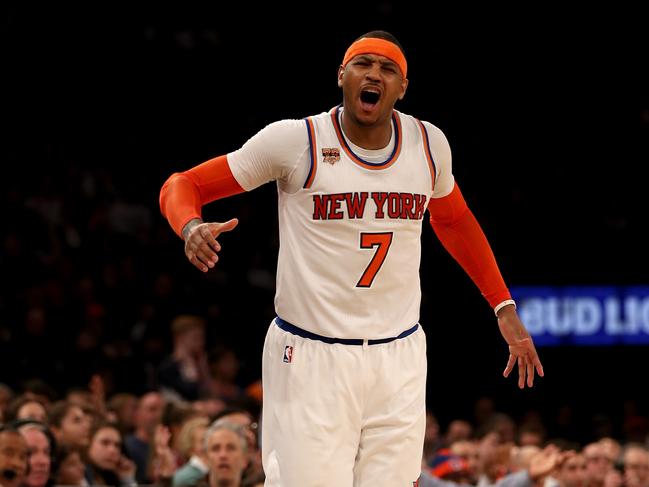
[497,305,544,388]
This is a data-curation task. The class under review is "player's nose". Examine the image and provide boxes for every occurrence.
[365,63,381,80]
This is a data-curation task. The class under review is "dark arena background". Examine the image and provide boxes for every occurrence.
[2,3,647,446]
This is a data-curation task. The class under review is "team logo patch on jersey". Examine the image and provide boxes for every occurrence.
[283,346,293,363]
[322,148,340,164]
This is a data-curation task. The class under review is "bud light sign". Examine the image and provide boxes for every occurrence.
[511,286,649,346]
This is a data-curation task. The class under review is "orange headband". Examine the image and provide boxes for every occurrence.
[342,38,407,78]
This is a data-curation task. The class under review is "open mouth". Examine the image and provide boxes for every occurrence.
[360,89,380,106]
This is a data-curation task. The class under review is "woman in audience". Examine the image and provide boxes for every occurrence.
[84,422,136,486]
[53,445,87,486]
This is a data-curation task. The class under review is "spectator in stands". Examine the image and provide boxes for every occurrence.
[449,440,480,484]
[162,402,199,458]
[106,393,138,435]
[478,442,514,487]
[552,452,587,487]
[428,449,473,483]
[583,442,615,487]
[85,422,136,486]
[172,416,210,487]
[423,410,442,466]
[48,401,91,451]
[20,381,55,410]
[208,346,242,402]
[623,444,649,487]
[158,315,212,402]
[599,438,622,465]
[483,414,516,444]
[52,445,86,486]
[124,392,164,483]
[16,421,54,487]
[445,420,473,446]
[5,397,48,425]
[0,425,28,487]
[211,408,261,481]
[203,421,248,487]
[517,424,545,447]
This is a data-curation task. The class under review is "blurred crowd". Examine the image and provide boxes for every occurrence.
[2,375,649,487]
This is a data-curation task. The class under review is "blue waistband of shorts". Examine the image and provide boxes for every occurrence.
[274,317,418,345]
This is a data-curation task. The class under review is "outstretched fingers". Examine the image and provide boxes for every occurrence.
[534,354,545,377]
[504,354,516,378]
[505,338,545,388]
[526,358,535,387]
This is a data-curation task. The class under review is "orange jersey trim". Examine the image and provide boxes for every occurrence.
[159,155,244,238]
[330,106,402,171]
[428,183,511,308]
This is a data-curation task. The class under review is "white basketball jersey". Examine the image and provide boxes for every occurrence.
[275,106,437,339]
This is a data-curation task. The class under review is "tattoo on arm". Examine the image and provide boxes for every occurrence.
[182,218,203,240]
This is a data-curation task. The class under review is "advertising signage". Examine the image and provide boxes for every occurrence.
[511,286,649,346]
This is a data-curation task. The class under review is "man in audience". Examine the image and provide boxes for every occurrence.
[445,420,473,446]
[623,444,649,487]
[124,391,165,483]
[449,440,481,484]
[203,421,248,487]
[0,426,28,487]
[17,422,53,487]
[584,442,617,487]
[211,409,262,481]
[554,452,587,487]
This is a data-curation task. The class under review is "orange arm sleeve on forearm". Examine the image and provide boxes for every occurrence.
[159,155,244,238]
[427,182,511,309]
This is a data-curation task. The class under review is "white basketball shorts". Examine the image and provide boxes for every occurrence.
[261,317,427,486]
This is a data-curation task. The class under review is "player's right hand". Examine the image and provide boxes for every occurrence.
[184,218,239,272]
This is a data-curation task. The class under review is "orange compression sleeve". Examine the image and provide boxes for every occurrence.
[159,155,244,238]
[427,182,512,308]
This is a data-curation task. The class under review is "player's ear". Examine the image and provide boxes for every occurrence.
[398,77,409,100]
[337,65,345,88]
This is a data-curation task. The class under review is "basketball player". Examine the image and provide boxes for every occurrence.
[160,30,544,487]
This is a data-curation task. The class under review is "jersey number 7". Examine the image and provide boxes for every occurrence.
[356,232,394,288]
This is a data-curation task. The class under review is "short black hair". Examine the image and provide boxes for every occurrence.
[355,30,405,56]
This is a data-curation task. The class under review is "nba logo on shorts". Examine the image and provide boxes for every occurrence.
[283,346,293,363]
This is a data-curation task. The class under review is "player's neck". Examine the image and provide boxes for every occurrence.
[340,109,392,150]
